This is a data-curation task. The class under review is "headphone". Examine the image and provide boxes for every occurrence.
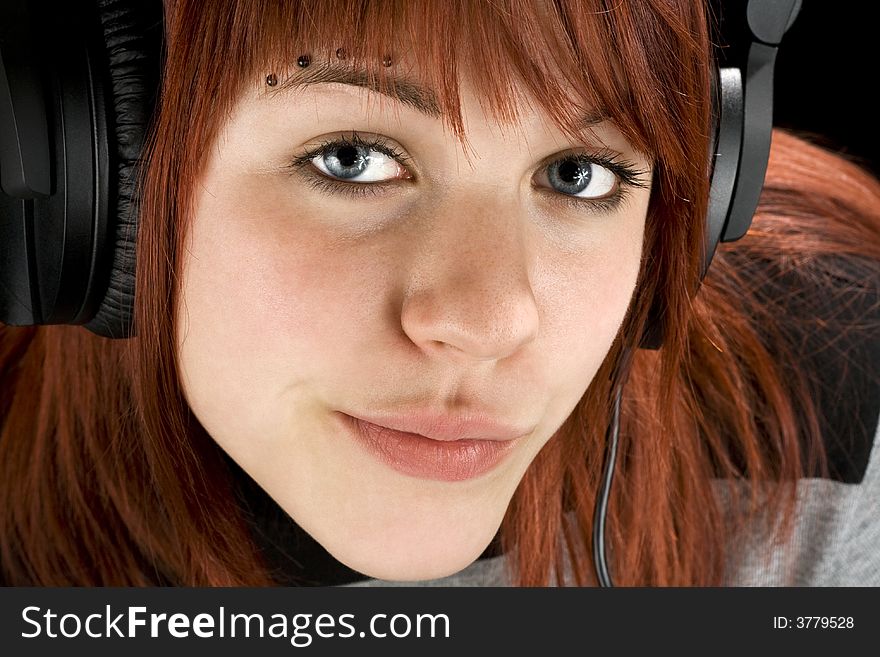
[1,0,801,584]
[596,0,802,586]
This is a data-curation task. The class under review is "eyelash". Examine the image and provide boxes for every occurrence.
[287,131,649,214]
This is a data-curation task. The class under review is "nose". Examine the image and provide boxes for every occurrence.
[400,193,540,362]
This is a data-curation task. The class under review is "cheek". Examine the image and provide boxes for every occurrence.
[533,223,644,390]
[175,185,396,420]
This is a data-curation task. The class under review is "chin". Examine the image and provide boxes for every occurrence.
[331,540,493,583]
[312,509,503,583]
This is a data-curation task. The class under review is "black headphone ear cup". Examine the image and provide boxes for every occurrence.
[82,0,163,338]
[703,67,744,281]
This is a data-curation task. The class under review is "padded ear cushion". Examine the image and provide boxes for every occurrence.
[83,0,163,338]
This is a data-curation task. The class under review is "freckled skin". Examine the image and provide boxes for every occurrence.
[175,72,652,581]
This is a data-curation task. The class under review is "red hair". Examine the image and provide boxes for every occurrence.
[1,0,878,585]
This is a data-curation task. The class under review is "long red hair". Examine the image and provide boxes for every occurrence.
[1,0,878,585]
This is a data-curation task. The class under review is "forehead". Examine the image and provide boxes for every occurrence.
[246,1,643,146]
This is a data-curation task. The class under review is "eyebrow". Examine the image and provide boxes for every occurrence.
[273,63,442,118]
[270,62,608,128]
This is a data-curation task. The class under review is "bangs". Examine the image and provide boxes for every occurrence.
[187,0,712,179]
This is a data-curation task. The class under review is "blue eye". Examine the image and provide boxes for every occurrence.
[317,144,369,179]
[311,142,408,182]
[540,157,619,200]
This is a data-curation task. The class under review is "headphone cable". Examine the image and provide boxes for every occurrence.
[592,375,625,587]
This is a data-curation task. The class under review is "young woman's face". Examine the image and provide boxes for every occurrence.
[175,59,652,581]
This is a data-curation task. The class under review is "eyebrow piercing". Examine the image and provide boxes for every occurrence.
[265,73,278,86]
[290,50,391,74]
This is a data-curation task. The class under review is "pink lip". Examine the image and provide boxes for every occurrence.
[335,412,529,482]
[343,410,533,442]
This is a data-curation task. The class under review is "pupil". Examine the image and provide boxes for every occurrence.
[336,146,360,167]
[558,159,583,183]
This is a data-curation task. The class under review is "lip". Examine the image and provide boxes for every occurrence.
[343,410,533,442]
[335,412,529,482]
